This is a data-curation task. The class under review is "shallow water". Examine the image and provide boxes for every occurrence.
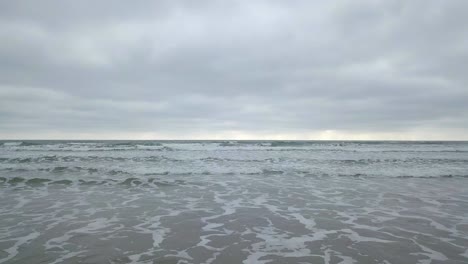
[1,140,468,263]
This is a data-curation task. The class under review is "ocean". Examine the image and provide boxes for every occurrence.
[0,140,467,263]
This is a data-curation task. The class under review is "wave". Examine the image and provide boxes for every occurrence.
[2,141,24,146]
[0,155,187,164]
[81,146,176,152]
[1,166,129,175]
[335,173,468,179]
[0,141,45,147]
[0,166,233,176]
[199,157,275,163]
[218,141,239,147]
[261,169,284,175]
[328,158,468,165]
[216,141,347,147]
[0,176,186,187]
[395,174,468,179]
[0,141,176,152]
[381,150,468,153]
[2,154,466,166]
[4,143,468,153]
[269,141,319,147]
[2,167,467,182]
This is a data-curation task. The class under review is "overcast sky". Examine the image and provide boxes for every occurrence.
[1,0,467,140]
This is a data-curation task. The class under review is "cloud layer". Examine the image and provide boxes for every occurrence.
[1,0,467,139]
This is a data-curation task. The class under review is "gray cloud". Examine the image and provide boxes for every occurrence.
[1,0,467,139]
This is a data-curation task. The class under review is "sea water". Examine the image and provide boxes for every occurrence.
[0,140,467,263]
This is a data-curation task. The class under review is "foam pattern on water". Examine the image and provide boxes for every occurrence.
[1,141,468,263]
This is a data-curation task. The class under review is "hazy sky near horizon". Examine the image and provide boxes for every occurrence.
[1,1,468,140]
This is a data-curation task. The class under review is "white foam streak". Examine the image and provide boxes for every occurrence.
[0,231,40,263]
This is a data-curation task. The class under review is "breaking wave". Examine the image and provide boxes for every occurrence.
[0,176,187,187]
